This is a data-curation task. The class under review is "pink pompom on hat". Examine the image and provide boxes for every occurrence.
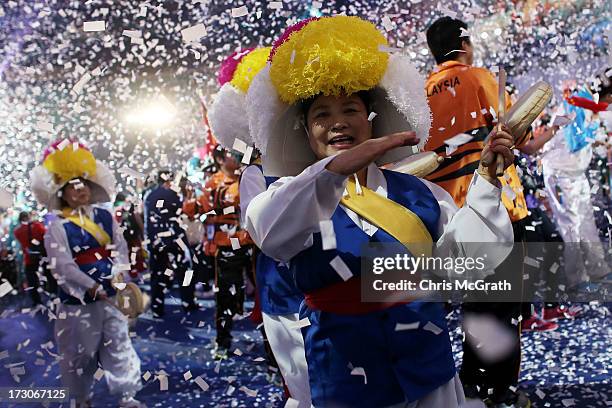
[217,48,254,86]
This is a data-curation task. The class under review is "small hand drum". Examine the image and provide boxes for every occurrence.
[384,151,444,178]
[114,279,149,319]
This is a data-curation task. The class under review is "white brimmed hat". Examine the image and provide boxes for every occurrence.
[246,16,431,177]
[30,139,116,210]
[207,47,271,149]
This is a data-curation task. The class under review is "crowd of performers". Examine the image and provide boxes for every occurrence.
[1,14,611,408]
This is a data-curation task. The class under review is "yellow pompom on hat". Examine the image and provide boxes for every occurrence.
[208,47,272,150]
[270,16,389,105]
[30,139,116,210]
[246,16,432,177]
[229,47,271,93]
[42,141,97,185]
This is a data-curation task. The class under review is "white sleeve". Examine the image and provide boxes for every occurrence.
[239,165,267,225]
[44,221,96,301]
[245,156,347,262]
[422,171,514,279]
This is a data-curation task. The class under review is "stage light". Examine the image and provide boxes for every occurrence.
[124,96,177,128]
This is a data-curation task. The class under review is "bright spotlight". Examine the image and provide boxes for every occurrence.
[124,96,177,127]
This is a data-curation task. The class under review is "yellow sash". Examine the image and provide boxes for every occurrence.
[340,177,433,257]
[62,208,111,247]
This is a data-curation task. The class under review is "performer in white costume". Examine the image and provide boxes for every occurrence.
[30,140,144,408]
[541,86,608,289]
[208,46,311,406]
[244,16,516,408]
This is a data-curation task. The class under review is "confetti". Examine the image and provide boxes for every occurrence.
[194,376,209,391]
[231,6,248,18]
[0,281,13,298]
[381,16,393,32]
[239,385,258,397]
[395,322,420,331]
[158,374,168,391]
[181,23,207,43]
[523,256,540,267]
[290,317,311,329]
[241,146,253,164]
[319,220,337,250]
[182,269,194,286]
[83,21,106,32]
[118,166,145,180]
[330,256,353,281]
[232,138,248,154]
[502,185,517,201]
[350,367,367,384]
[230,237,241,250]
[444,133,473,146]
[422,321,443,335]
[93,368,105,381]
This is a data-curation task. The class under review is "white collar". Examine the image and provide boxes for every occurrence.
[365,163,388,198]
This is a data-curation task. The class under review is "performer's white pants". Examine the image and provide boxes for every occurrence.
[55,299,142,403]
[386,374,467,408]
[262,312,312,408]
[543,170,608,286]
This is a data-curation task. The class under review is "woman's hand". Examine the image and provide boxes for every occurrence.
[325,131,419,176]
[87,283,108,300]
[478,125,515,183]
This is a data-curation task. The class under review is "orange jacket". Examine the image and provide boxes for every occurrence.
[424,61,529,222]
[183,171,252,254]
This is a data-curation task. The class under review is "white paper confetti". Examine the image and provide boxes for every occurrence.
[71,72,92,95]
[194,376,209,391]
[395,322,420,331]
[502,185,517,201]
[239,385,258,397]
[290,317,311,329]
[330,256,353,281]
[182,269,193,287]
[422,321,443,335]
[319,220,337,251]
[350,367,367,384]
[232,138,248,154]
[181,23,207,43]
[444,133,473,146]
[118,166,145,180]
[158,374,168,391]
[381,16,393,32]
[0,281,13,298]
[83,21,105,32]
[231,6,248,18]
[93,368,104,381]
[242,146,253,164]
[523,256,540,267]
